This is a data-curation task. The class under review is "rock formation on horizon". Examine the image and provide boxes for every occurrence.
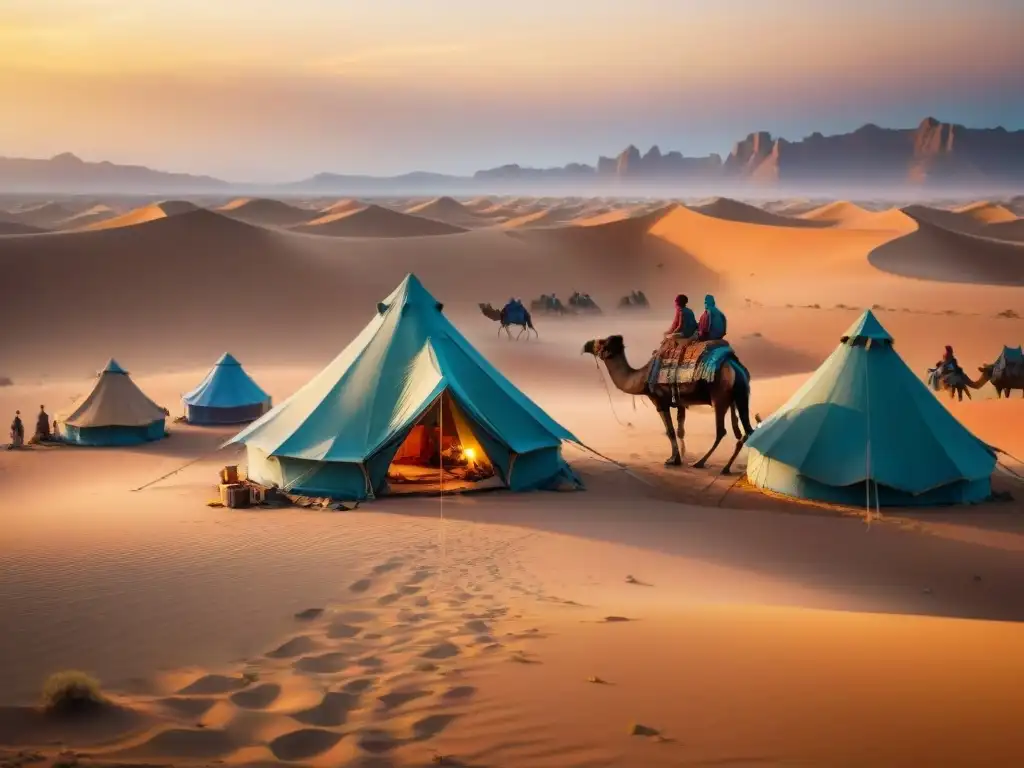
[0,152,228,193]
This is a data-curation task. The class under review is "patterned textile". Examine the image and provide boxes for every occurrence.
[994,345,1024,379]
[649,337,734,386]
[503,302,528,325]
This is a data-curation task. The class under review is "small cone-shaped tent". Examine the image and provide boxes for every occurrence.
[60,359,167,446]
[182,353,271,425]
[745,311,996,506]
[227,274,581,499]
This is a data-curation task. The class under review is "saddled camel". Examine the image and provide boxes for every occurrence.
[479,303,537,340]
[977,349,1024,398]
[583,334,753,474]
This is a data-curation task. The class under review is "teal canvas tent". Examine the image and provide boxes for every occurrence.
[182,353,271,425]
[226,274,582,499]
[744,310,996,507]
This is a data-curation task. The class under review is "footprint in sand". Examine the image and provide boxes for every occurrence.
[412,596,431,608]
[463,619,490,634]
[326,621,363,640]
[335,610,377,623]
[356,655,385,669]
[343,678,377,693]
[412,713,459,741]
[157,696,218,719]
[363,632,383,640]
[267,635,319,659]
[398,585,421,596]
[406,568,432,585]
[349,579,373,593]
[421,642,460,660]
[601,616,633,623]
[230,682,282,710]
[372,559,406,576]
[414,662,439,673]
[441,685,476,701]
[377,593,401,606]
[269,728,344,761]
[358,729,400,754]
[294,607,325,621]
[292,691,360,727]
[294,652,349,674]
[377,689,431,711]
[176,674,247,696]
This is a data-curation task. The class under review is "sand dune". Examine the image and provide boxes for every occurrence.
[798,201,917,232]
[216,197,317,227]
[690,197,829,228]
[294,203,467,238]
[404,196,488,227]
[316,198,366,216]
[953,200,1018,225]
[2,201,73,228]
[0,217,47,235]
[869,214,1024,286]
[500,204,585,229]
[83,200,201,231]
[60,204,119,230]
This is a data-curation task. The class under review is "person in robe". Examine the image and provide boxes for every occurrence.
[665,294,698,338]
[9,410,24,448]
[697,294,727,341]
[35,405,51,441]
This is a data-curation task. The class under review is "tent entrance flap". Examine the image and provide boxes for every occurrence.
[385,391,500,495]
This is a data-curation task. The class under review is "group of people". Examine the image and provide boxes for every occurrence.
[665,294,727,341]
[8,405,54,449]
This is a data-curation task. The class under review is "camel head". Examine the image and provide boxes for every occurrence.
[976,363,994,383]
[582,335,624,360]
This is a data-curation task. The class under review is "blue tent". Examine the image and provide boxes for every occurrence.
[226,274,582,499]
[183,353,271,425]
[59,359,167,446]
[745,311,996,507]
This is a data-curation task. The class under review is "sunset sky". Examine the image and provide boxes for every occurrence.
[2,0,1022,180]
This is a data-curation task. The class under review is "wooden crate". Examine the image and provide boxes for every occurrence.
[220,465,240,484]
[225,485,251,509]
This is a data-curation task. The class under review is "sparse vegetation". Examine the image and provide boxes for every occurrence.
[42,671,105,714]
[996,309,1020,319]
[0,376,12,386]
[871,303,886,310]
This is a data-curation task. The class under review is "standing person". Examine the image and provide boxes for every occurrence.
[665,294,698,338]
[697,294,727,341]
[9,410,24,448]
[35,405,51,441]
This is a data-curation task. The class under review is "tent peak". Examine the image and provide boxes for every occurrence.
[215,352,241,366]
[377,273,444,316]
[840,310,893,346]
[102,358,127,374]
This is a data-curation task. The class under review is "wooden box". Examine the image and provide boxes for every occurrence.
[220,465,240,484]
[225,485,251,509]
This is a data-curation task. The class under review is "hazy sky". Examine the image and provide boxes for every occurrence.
[2,0,1022,180]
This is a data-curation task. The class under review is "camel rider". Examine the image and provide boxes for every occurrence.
[665,294,698,338]
[936,346,963,378]
[697,294,727,341]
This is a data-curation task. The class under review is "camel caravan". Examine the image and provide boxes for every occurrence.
[479,289,648,340]
[927,344,1024,400]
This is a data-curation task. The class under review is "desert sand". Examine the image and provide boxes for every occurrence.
[2,193,1024,767]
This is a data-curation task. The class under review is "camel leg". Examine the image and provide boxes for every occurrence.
[730,403,741,439]
[516,326,525,340]
[657,408,682,466]
[692,399,728,470]
[675,406,686,458]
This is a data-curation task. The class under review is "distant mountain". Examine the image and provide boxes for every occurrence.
[4,118,1022,195]
[0,152,229,193]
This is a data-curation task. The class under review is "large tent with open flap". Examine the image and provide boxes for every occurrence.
[59,359,167,446]
[182,352,271,425]
[744,310,996,507]
[226,274,582,499]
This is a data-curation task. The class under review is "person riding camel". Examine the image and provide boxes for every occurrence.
[697,294,727,341]
[665,294,698,338]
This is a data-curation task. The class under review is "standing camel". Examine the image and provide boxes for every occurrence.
[976,347,1024,398]
[583,335,753,474]
[479,303,537,340]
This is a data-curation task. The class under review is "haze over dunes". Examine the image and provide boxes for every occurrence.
[403,196,486,228]
[216,198,317,227]
[292,203,468,238]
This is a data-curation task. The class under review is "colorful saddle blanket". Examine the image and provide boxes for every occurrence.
[649,337,735,387]
[503,303,528,325]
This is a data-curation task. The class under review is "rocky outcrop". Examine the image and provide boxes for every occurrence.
[0,152,229,193]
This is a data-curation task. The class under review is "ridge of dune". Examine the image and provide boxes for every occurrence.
[294,203,467,238]
[3,201,73,228]
[216,198,316,227]
[82,200,201,231]
[0,218,48,235]
[58,204,118,229]
[317,198,365,216]
[463,196,495,211]
[500,205,584,229]
[952,201,1018,225]
[798,200,917,232]
[403,196,486,227]
[690,197,829,228]
[983,218,1024,242]
[870,213,1024,286]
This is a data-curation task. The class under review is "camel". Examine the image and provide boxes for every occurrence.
[531,295,570,315]
[618,290,649,310]
[583,334,753,474]
[479,303,537,340]
[929,367,985,402]
[977,350,1024,398]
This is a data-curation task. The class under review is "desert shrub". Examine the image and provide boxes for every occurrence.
[42,670,105,714]
[0,376,12,386]
[996,309,1020,319]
